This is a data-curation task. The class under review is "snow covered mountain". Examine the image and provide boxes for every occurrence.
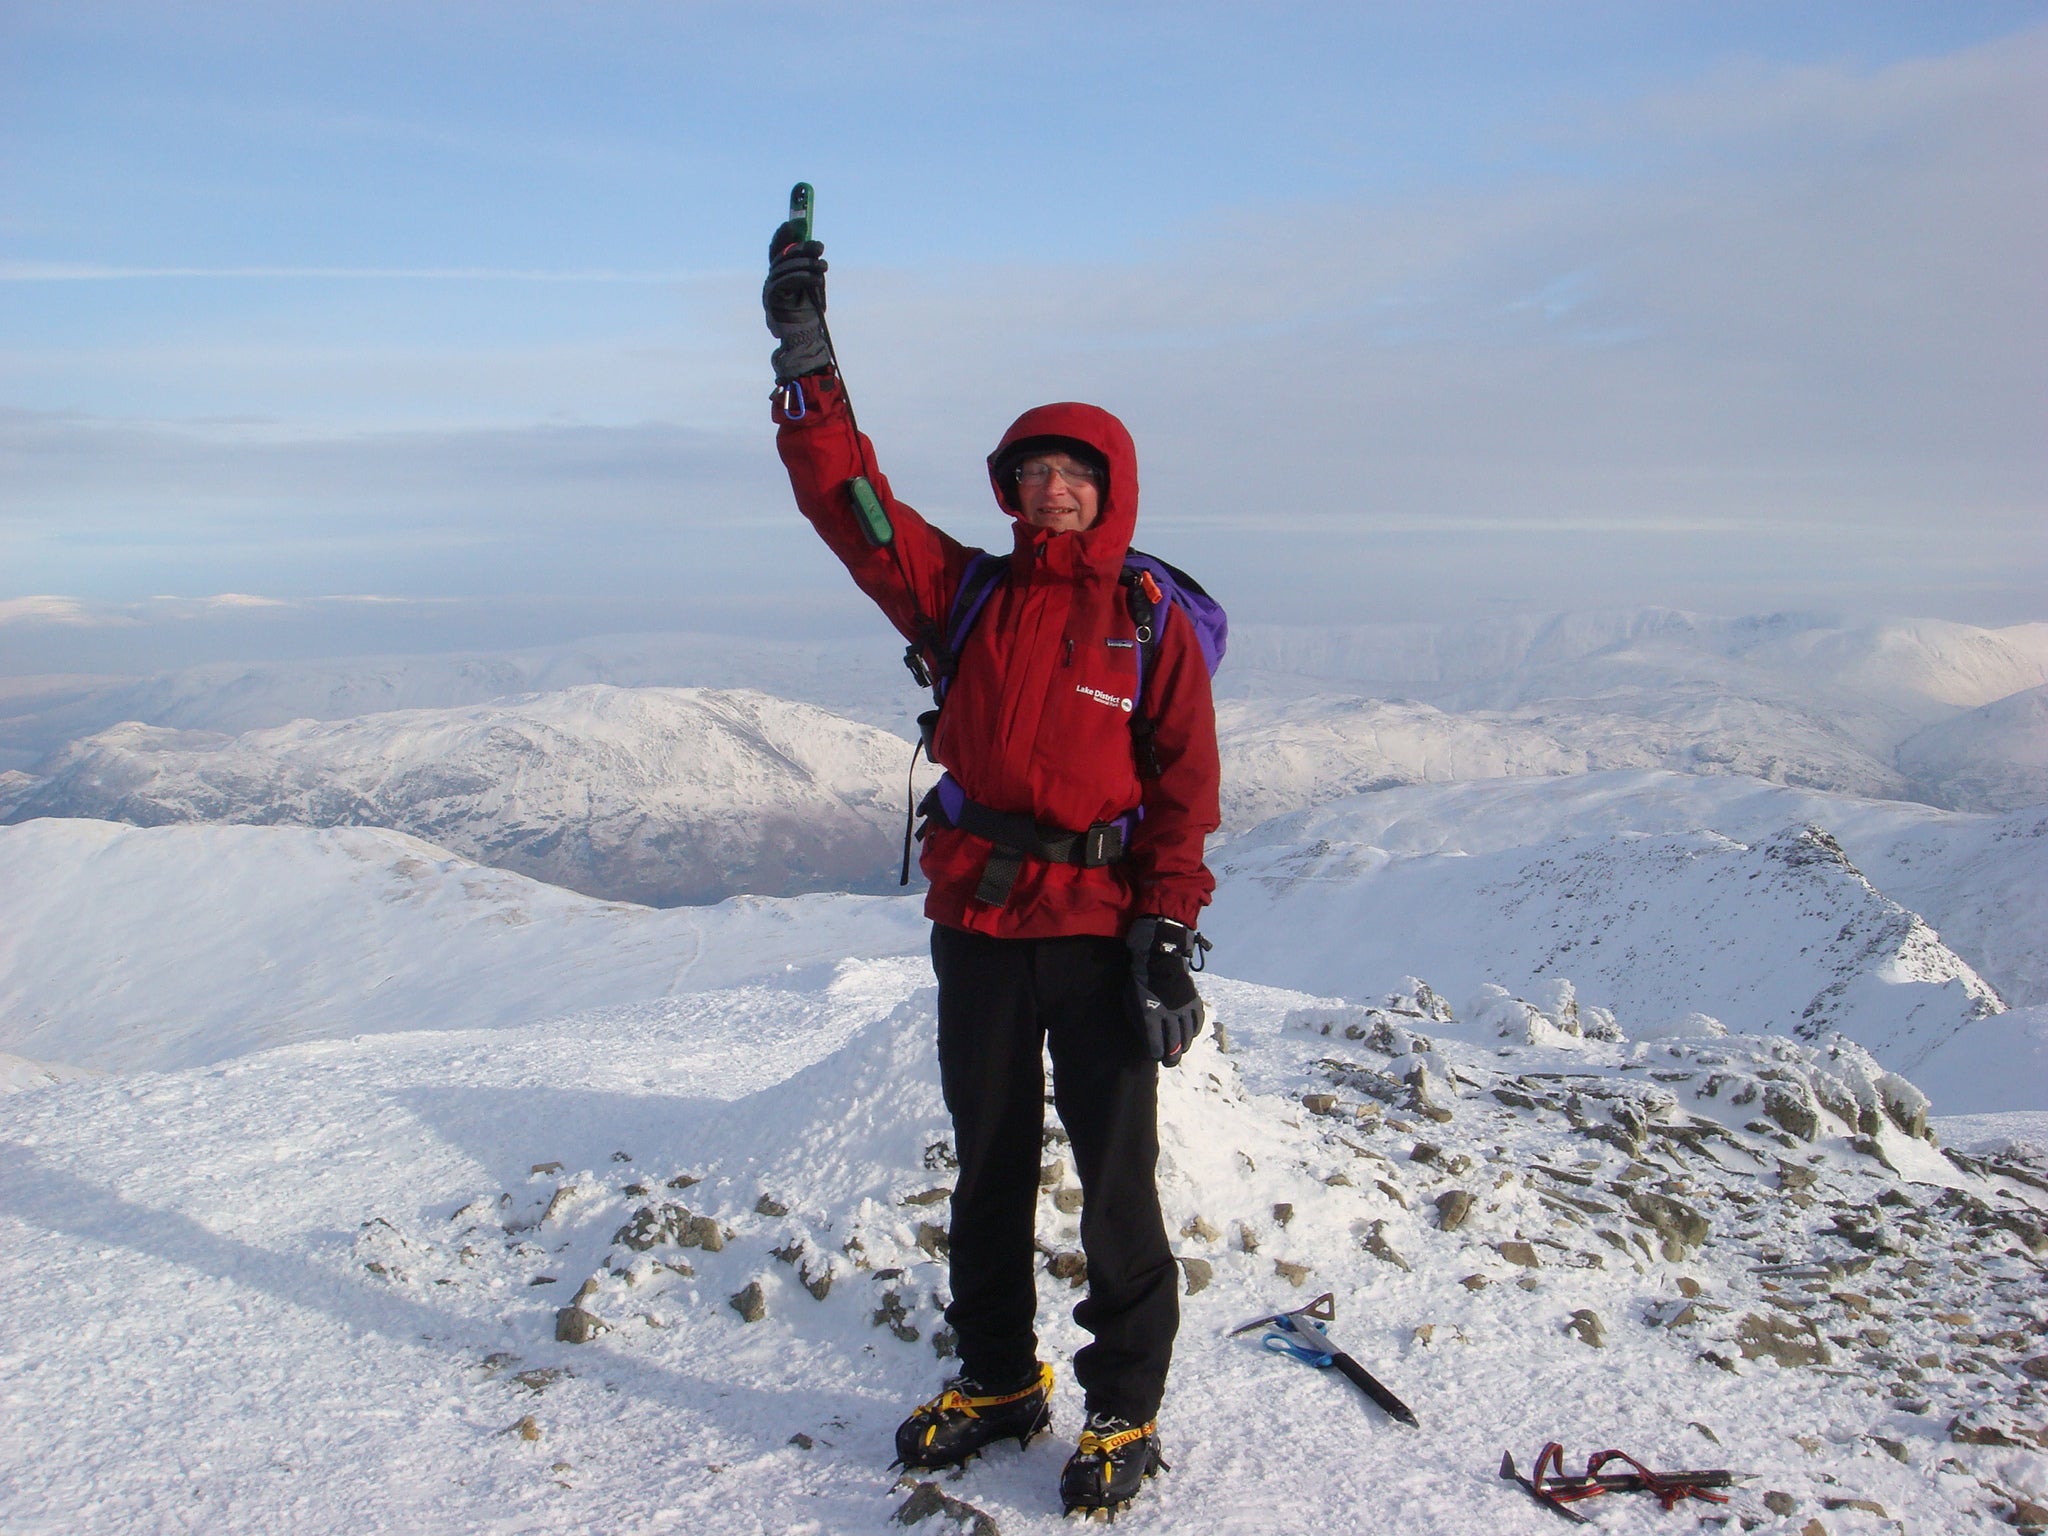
[1897,682,2048,813]
[1227,611,2048,723]
[1215,769,2048,1013]
[1,685,920,905]
[7,610,2046,814]
[11,660,2044,917]
[1212,689,1912,830]
[1207,775,2032,1102]
[0,631,922,768]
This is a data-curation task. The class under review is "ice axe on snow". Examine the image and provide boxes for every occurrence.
[1228,1292,1418,1426]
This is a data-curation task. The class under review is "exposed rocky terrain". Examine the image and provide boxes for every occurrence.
[325,978,2048,1534]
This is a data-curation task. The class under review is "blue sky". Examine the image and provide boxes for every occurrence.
[3,2,2045,668]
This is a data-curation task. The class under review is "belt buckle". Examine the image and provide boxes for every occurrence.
[1083,823,1122,867]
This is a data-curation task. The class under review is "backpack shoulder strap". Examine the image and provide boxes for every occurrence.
[1120,559,1167,778]
[905,550,1009,707]
[1120,548,1227,778]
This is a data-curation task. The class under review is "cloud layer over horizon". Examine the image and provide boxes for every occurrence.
[3,5,2042,654]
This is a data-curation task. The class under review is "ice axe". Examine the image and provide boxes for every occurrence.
[1228,1291,1418,1426]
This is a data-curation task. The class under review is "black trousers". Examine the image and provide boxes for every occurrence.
[930,923,1179,1423]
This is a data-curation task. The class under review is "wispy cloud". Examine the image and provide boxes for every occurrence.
[0,263,716,283]
[0,593,446,630]
[0,596,115,629]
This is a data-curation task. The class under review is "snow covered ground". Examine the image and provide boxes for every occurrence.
[3,949,2044,1534]
[4,606,2045,1533]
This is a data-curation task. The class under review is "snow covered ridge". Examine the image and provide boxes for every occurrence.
[1212,769,2048,1014]
[0,818,929,1074]
[0,683,918,905]
[6,965,2042,1533]
[1210,782,2043,1108]
[5,778,2040,1107]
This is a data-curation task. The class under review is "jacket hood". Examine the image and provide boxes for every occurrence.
[987,402,1138,576]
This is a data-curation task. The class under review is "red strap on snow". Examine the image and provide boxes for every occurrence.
[1532,1443,1603,1505]
[1584,1448,1730,1512]
[1532,1443,1730,1512]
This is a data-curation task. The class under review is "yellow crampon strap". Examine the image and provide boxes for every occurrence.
[1076,1419,1156,1458]
[918,1362,1054,1420]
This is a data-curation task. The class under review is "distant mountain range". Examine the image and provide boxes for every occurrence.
[1,685,916,906]
[6,610,2045,809]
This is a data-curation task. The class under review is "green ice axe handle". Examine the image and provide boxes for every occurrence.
[847,476,893,547]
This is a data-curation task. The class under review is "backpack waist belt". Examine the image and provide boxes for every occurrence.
[918,773,1135,907]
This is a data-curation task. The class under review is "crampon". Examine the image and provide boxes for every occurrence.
[893,1363,1054,1471]
[1060,1412,1166,1520]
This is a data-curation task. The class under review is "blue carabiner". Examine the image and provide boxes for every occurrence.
[780,380,807,420]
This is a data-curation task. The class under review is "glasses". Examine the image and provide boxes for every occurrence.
[1015,458,1102,489]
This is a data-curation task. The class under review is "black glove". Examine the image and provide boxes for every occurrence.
[1125,916,1210,1068]
[763,221,831,385]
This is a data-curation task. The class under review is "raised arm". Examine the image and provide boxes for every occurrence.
[762,212,977,641]
[771,375,974,643]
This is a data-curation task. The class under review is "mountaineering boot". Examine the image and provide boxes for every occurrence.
[894,1362,1054,1470]
[1059,1412,1166,1518]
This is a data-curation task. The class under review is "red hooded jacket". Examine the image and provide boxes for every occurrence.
[774,374,1220,939]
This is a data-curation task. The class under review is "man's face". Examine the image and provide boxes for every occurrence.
[1014,453,1102,533]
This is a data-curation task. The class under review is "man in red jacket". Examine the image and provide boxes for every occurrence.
[764,224,1220,1516]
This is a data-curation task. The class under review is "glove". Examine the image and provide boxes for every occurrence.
[1125,916,1210,1068]
[763,220,832,385]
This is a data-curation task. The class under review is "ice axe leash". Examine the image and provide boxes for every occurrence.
[1228,1292,1418,1426]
